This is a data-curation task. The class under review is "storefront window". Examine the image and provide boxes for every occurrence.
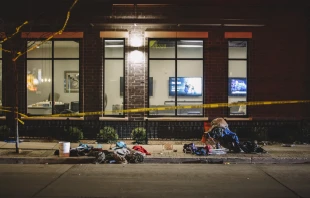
[103,39,124,116]
[228,40,248,116]
[149,39,204,116]
[26,40,79,115]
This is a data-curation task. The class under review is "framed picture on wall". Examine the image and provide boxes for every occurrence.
[64,71,79,93]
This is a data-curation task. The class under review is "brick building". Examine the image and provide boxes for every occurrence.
[0,0,309,141]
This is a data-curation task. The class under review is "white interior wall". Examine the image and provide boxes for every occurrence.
[104,59,123,113]
[149,60,175,106]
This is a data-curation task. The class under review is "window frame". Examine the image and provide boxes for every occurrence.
[148,38,205,117]
[25,39,81,116]
[102,38,126,117]
[227,39,249,118]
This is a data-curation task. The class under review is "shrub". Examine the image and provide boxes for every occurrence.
[0,125,11,141]
[64,126,83,142]
[131,127,146,144]
[97,126,118,143]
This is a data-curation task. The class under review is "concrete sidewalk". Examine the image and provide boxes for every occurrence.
[0,141,309,164]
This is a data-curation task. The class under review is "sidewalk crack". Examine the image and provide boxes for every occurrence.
[258,167,303,198]
[31,165,75,198]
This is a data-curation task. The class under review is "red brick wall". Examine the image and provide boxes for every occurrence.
[248,8,308,119]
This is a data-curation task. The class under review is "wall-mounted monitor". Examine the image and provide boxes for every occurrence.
[228,77,247,96]
[169,77,202,96]
[120,77,153,96]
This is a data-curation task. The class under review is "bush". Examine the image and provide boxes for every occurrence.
[131,127,146,144]
[64,127,83,142]
[97,126,118,143]
[0,125,11,141]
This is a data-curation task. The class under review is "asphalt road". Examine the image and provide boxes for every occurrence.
[0,164,309,198]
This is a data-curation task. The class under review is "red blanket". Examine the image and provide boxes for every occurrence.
[132,145,151,155]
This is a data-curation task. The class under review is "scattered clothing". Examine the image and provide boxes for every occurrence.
[132,145,151,155]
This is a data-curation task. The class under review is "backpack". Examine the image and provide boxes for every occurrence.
[183,143,197,154]
[240,141,267,153]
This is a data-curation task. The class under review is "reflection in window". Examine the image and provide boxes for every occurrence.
[103,39,124,116]
[149,39,204,116]
[228,41,248,116]
[26,40,79,115]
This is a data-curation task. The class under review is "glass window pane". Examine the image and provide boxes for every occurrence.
[54,60,79,113]
[27,41,52,58]
[27,60,52,115]
[105,40,124,58]
[149,40,175,58]
[54,41,79,58]
[177,40,203,58]
[177,60,203,116]
[228,41,247,59]
[149,60,175,116]
[228,97,247,115]
[228,41,247,116]
[105,60,124,115]
[228,60,247,77]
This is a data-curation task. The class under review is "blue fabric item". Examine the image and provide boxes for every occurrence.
[223,128,240,144]
[116,141,127,148]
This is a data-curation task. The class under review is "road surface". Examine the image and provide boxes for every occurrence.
[0,164,309,198]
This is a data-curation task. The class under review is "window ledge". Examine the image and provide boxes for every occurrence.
[99,117,129,121]
[224,117,252,121]
[21,117,84,120]
[145,117,208,121]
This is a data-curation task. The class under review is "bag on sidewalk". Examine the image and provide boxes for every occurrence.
[183,143,197,154]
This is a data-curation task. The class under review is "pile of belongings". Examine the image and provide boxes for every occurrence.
[54,143,95,157]
[203,118,267,153]
[183,143,227,155]
[94,141,148,164]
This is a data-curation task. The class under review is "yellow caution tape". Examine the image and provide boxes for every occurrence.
[1,99,309,118]
[27,99,310,118]
[17,119,24,125]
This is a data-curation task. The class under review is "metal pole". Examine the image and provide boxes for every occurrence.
[13,60,20,153]
[15,107,19,153]
[145,118,148,144]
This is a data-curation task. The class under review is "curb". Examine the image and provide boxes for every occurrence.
[0,157,309,164]
[0,157,95,164]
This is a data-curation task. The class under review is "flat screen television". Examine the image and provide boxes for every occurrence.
[169,77,202,96]
[228,77,247,96]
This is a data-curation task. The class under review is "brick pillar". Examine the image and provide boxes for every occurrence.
[82,30,102,120]
[204,30,228,119]
[126,30,147,121]
[2,37,25,130]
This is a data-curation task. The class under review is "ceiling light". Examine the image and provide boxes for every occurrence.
[223,24,265,27]
[177,45,203,48]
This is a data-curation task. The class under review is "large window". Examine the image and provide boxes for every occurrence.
[228,40,248,116]
[103,39,125,116]
[149,39,204,116]
[26,40,79,115]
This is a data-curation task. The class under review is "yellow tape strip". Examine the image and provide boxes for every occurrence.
[18,119,24,125]
[24,99,310,118]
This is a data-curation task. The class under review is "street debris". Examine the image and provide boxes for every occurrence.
[181,118,268,156]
